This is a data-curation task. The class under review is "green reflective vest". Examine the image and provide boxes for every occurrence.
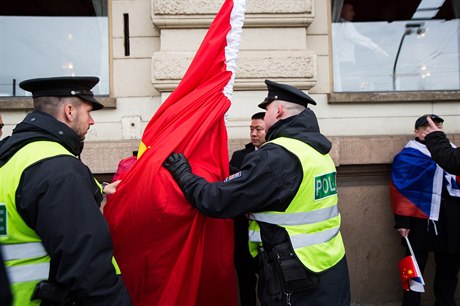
[248,137,345,273]
[0,141,75,306]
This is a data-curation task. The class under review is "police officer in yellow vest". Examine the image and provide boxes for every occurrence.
[163,80,351,306]
[0,77,132,305]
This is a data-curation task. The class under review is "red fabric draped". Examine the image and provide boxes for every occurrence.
[103,0,245,305]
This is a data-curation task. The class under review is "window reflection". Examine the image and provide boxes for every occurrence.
[331,0,460,92]
[0,0,108,97]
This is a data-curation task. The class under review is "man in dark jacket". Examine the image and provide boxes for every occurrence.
[0,246,12,306]
[420,115,460,175]
[0,76,132,306]
[0,113,8,148]
[0,114,12,306]
[164,80,351,306]
[229,111,266,173]
[0,113,3,138]
[392,114,460,306]
[229,111,265,306]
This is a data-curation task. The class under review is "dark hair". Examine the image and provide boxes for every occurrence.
[34,96,82,117]
[251,112,265,120]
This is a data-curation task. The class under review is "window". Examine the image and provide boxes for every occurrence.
[331,0,460,92]
[0,0,109,97]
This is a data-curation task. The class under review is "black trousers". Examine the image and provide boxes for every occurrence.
[402,250,460,306]
[236,264,258,306]
[257,255,351,306]
[234,215,259,306]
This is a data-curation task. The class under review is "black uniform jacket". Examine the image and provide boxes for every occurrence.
[229,142,255,174]
[181,108,333,251]
[229,143,258,271]
[0,111,131,305]
[394,138,460,253]
[0,246,12,306]
[425,131,460,175]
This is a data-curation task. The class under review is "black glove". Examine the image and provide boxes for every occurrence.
[163,153,194,188]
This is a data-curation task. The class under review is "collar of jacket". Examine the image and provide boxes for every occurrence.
[265,109,332,154]
[0,110,83,164]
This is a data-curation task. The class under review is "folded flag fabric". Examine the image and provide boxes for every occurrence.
[399,236,425,292]
[103,0,246,305]
[445,172,460,197]
[399,255,425,292]
[390,140,443,220]
[391,140,460,220]
[112,155,137,181]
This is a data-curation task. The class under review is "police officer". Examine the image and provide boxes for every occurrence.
[0,113,11,306]
[163,80,351,306]
[0,77,132,305]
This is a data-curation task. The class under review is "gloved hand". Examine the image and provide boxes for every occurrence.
[163,153,194,189]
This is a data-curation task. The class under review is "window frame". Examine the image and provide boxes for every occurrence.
[0,0,115,110]
[328,0,460,102]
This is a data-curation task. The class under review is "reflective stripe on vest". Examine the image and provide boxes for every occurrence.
[249,227,339,249]
[7,262,50,283]
[3,242,47,261]
[248,137,345,273]
[248,205,338,226]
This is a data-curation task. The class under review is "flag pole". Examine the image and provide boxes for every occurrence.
[404,236,415,258]
[403,235,425,287]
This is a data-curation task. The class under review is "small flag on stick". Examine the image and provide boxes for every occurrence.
[399,236,425,292]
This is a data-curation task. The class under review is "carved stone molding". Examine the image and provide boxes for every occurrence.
[83,134,460,173]
[152,51,317,91]
[151,0,314,28]
[0,97,117,110]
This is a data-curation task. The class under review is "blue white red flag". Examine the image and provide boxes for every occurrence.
[391,140,460,220]
[445,173,460,197]
[390,140,443,220]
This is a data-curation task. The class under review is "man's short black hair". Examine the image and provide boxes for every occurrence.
[251,112,265,120]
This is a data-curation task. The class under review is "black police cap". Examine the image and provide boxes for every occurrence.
[19,76,104,111]
[414,114,444,129]
[258,79,317,110]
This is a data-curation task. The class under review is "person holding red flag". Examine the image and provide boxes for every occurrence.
[391,114,460,306]
[164,80,351,306]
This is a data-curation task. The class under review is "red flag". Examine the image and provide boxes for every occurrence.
[398,254,425,292]
[103,0,246,305]
[399,255,419,291]
[112,155,137,181]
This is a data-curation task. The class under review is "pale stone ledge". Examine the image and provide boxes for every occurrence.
[152,51,317,91]
[81,140,140,174]
[151,0,313,28]
[152,0,312,15]
[0,97,117,110]
[81,134,460,174]
[329,91,460,104]
[329,134,460,166]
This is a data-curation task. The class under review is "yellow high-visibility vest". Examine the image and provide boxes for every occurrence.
[248,137,345,273]
[0,141,121,305]
[0,141,75,306]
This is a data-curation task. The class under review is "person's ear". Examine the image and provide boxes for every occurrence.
[63,104,74,121]
[276,104,284,119]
